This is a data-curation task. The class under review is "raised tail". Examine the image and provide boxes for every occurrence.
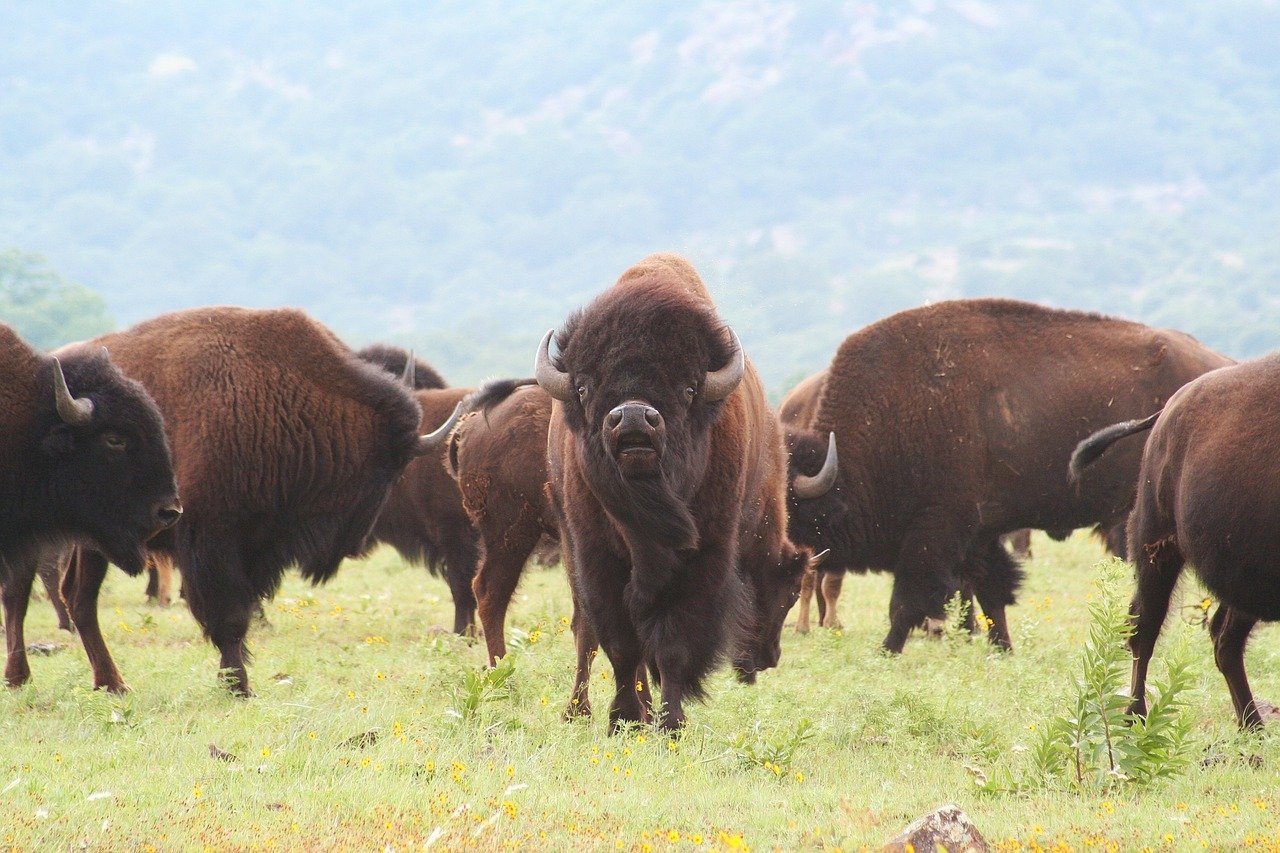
[1068,412,1161,482]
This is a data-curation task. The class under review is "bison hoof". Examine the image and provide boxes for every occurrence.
[795,622,810,635]
[5,670,32,688]
[563,699,591,721]
[96,681,130,694]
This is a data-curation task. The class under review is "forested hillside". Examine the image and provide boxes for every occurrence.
[2,2,1278,390]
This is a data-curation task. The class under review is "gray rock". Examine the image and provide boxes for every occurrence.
[882,804,988,853]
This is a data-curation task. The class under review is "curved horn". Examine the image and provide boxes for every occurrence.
[702,328,745,402]
[792,432,838,500]
[414,401,463,455]
[52,357,94,426]
[534,329,573,402]
[400,350,417,388]
[808,549,831,570]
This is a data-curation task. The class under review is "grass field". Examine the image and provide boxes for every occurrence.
[5,533,1280,851]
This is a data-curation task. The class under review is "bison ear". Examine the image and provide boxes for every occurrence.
[41,423,78,456]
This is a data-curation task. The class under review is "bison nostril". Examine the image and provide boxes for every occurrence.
[156,504,183,527]
[644,408,661,427]
[606,408,624,429]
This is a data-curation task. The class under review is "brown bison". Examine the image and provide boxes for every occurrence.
[2,324,180,687]
[56,307,438,695]
[356,344,447,391]
[785,299,1229,653]
[356,345,479,635]
[446,380,561,664]
[1070,356,1275,729]
[538,253,816,732]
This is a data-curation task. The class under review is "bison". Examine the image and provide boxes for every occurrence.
[55,307,439,695]
[2,324,180,687]
[784,299,1229,653]
[1070,356,1274,729]
[537,253,817,732]
[446,380,561,664]
[356,345,480,635]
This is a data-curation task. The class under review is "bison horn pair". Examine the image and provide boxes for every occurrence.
[534,327,747,403]
[52,357,94,426]
[792,432,838,499]
[414,401,463,455]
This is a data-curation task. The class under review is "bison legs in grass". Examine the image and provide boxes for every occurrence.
[796,569,844,634]
[472,508,544,665]
[2,554,37,687]
[60,550,128,692]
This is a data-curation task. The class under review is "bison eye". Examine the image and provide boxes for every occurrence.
[102,432,127,452]
[576,385,588,401]
[684,386,696,402]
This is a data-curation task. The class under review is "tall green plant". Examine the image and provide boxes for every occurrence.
[981,559,1197,793]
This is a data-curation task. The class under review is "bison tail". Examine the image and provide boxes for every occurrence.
[460,377,538,418]
[1068,411,1161,482]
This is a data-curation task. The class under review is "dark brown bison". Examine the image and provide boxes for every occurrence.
[368,385,476,634]
[56,307,436,695]
[356,345,480,635]
[1070,356,1275,729]
[785,299,1229,654]
[356,344,447,391]
[446,380,560,664]
[538,253,816,732]
[2,324,181,687]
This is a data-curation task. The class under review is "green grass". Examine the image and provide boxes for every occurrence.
[5,534,1280,851]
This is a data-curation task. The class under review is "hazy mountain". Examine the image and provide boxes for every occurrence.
[3,1,1278,390]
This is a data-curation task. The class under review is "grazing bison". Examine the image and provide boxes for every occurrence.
[357,345,479,635]
[785,299,1229,653]
[538,252,816,732]
[1070,356,1274,729]
[1,325,180,687]
[56,307,435,695]
[446,380,560,664]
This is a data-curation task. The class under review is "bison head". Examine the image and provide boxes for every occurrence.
[536,289,743,548]
[735,546,829,682]
[39,348,181,574]
[785,428,852,570]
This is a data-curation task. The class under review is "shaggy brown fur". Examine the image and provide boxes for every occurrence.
[356,344,447,391]
[795,299,1229,653]
[1073,355,1276,729]
[1,324,179,688]
[369,386,480,634]
[545,253,811,732]
[57,307,423,695]
[446,382,560,665]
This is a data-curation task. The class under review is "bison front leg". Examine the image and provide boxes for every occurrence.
[65,549,128,693]
[182,534,256,697]
[634,545,737,733]
[884,509,974,654]
[819,571,844,629]
[565,602,597,719]
[37,549,73,631]
[2,553,37,687]
[795,568,816,634]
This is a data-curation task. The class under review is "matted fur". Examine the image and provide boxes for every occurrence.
[802,298,1230,653]
[61,306,423,695]
[356,343,447,390]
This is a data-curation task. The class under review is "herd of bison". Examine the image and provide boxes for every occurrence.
[2,252,1277,733]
